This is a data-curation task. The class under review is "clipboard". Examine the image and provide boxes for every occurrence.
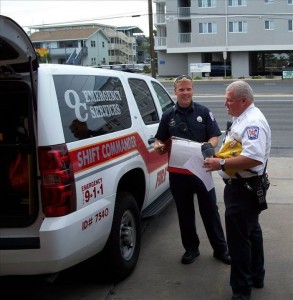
[168,137,202,175]
[167,136,215,191]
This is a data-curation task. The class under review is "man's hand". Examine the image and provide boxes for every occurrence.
[154,139,170,155]
[203,157,221,172]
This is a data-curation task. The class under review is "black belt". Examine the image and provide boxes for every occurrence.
[223,176,258,189]
[223,178,239,185]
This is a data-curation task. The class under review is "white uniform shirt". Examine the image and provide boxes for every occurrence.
[218,103,271,179]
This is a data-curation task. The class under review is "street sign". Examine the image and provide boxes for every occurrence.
[282,70,293,79]
[190,63,211,73]
[223,51,227,60]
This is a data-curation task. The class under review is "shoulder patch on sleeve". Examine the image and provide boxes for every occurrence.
[246,126,259,140]
[209,112,215,121]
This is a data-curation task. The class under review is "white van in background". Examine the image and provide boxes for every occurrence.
[0,15,174,281]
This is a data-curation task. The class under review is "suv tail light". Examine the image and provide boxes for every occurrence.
[38,144,76,217]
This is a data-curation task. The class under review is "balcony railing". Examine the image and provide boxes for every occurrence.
[155,37,167,47]
[109,44,136,56]
[154,13,166,25]
[49,47,76,57]
[178,7,191,18]
[179,33,191,43]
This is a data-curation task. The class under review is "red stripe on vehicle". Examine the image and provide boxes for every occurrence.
[69,132,168,174]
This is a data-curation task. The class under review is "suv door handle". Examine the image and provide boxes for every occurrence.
[148,137,155,145]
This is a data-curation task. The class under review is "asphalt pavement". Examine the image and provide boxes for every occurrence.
[106,157,293,300]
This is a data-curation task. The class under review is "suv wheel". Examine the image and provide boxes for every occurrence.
[102,191,141,282]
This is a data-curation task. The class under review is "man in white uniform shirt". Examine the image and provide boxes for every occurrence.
[203,80,271,300]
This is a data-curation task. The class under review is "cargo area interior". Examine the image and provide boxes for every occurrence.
[0,81,37,227]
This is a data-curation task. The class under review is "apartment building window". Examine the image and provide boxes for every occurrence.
[289,20,293,31]
[288,0,293,4]
[178,0,191,18]
[199,22,217,34]
[91,41,96,47]
[229,21,247,32]
[198,0,216,8]
[265,20,275,30]
[102,41,105,48]
[264,0,274,3]
[178,20,191,43]
[91,57,96,65]
[228,0,247,6]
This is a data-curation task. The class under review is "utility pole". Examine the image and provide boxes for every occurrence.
[148,0,156,78]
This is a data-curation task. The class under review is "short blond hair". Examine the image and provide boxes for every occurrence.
[174,75,192,85]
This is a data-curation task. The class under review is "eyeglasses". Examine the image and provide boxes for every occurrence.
[174,75,193,83]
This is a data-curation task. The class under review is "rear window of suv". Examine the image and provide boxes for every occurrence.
[53,75,131,142]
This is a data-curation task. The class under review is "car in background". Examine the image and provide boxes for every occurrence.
[202,61,232,77]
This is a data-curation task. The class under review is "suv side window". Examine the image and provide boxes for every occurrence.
[53,75,131,142]
[128,78,159,124]
[151,81,174,112]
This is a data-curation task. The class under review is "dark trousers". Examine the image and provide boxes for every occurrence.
[169,172,228,254]
[224,182,265,296]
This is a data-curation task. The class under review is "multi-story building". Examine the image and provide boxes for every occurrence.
[154,0,293,77]
[29,24,110,66]
[29,23,147,66]
[103,26,141,65]
[116,26,148,63]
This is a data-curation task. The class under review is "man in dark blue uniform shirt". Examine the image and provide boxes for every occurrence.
[154,75,230,265]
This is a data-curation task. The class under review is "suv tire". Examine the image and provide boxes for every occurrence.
[102,191,141,282]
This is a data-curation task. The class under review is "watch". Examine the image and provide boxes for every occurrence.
[220,159,226,171]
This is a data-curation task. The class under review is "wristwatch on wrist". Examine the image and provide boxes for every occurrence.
[220,159,226,171]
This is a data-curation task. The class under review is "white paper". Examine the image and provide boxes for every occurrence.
[183,156,215,192]
[169,137,215,191]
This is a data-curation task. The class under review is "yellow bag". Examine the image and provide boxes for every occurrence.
[215,139,242,177]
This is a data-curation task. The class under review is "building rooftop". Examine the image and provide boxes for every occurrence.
[29,27,103,42]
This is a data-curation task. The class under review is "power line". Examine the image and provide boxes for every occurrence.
[26,12,150,28]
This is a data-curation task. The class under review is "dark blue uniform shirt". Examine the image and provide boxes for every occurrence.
[155,102,221,143]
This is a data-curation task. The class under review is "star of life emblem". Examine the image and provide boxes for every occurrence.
[246,126,259,140]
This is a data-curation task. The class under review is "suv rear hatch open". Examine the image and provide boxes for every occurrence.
[0,15,39,228]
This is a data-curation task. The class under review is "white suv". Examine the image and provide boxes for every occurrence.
[0,15,174,281]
